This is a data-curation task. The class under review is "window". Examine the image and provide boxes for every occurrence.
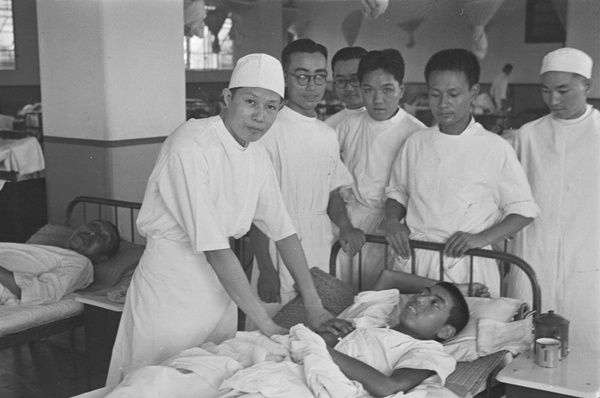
[184,6,233,71]
[0,0,14,70]
[525,0,567,44]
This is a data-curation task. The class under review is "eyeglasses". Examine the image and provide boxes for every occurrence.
[286,72,327,86]
[334,76,360,88]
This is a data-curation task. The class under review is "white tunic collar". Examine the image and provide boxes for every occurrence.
[551,104,594,126]
[368,106,407,125]
[433,116,478,137]
[216,116,249,151]
[281,105,318,123]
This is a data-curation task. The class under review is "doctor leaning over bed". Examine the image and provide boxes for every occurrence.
[0,220,120,305]
[106,53,352,385]
[102,271,489,398]
[509,47,600,351]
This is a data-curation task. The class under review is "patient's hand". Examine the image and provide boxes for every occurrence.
[457,282,490,298]
[257,266,281,303]
[310,311,354,337]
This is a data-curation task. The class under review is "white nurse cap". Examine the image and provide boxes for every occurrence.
[540,47,593,79]
[229,53,285,98]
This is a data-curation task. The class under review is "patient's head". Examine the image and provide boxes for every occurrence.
[395,282,469,342]
[65,220,121,263]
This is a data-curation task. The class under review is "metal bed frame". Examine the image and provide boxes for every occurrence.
[330,235,541,314]
[329,235,541,398]
[0,196,142,351]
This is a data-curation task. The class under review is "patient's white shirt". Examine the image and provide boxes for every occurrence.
[0,243,93,305]
[335,327,456,388]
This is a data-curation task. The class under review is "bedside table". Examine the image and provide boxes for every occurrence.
[496,348,600,398]
[74,293,124,376]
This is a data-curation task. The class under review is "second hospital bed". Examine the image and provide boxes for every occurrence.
[0,196,145,353]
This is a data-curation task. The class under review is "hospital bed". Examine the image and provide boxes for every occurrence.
[0,196,145,353]
[272,235,541,398]
[75,234,540,398]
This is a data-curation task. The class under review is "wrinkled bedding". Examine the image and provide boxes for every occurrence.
[106,324,458,398]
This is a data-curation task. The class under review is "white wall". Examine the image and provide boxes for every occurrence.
[294,0,580,84]
[37,0,185,141]
[566,0,600,98]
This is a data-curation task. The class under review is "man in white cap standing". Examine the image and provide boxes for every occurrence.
[106,53,352,385]
[510,47,600,351]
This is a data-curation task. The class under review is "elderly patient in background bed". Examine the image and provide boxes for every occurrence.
[0,220,120,305]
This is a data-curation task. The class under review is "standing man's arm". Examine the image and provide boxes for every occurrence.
[205,248,287,336]
[248,224,281,303]
[380,198,411,258]
[327,188,365,257]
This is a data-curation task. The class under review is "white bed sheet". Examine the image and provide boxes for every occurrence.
[0,293,83,337]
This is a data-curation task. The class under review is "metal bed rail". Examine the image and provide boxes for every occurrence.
[329,234,541,315]
[64,196,142,243]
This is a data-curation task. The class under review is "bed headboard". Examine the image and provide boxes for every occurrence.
[329,235,541,315]
[64,196,142,244]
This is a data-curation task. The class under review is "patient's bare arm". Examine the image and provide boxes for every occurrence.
[373,269,490,297]
[328,347,434,397]
[0,266,21,298]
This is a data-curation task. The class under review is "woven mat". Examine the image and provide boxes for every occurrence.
[445,350,507,397]
[273,267,356,329]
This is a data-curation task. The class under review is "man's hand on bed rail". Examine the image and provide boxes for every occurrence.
[444,231,490,257]
[381,219,411,258]
[456,282,490,298]
[338,225,366,257]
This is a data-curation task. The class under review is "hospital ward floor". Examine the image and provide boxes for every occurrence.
[0,328,105,398]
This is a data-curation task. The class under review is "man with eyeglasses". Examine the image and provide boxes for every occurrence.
[247,39,365,330]
[325,47,368,130]
[334,49,425,290]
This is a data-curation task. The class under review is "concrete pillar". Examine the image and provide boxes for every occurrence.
[36,0,185,222]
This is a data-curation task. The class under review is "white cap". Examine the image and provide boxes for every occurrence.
[540,47,593,79]
[229,53,285,98]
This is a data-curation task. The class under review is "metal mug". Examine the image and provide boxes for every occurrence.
[535,337,562,368]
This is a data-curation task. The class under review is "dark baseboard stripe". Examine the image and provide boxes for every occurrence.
[44,136,167,147]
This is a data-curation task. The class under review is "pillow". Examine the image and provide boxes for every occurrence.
[443,297,524,362]
[26,223,144,292]
[26,223,75,246]
[337,289,400,328]
[476,317,533,356]
[85,240,144,291]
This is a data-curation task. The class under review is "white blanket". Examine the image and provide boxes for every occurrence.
[106,324,457,398]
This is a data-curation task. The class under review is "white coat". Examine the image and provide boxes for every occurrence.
[510,105,600,351]
[335,107,425,290]
[248,106,353,325]
[106,117,296,384]
[386,119,540,297]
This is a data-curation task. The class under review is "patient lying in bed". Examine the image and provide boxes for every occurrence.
[0,220,120,305]
[104,273,478,398]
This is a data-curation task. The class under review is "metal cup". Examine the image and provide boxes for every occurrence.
[535,337,562,368]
